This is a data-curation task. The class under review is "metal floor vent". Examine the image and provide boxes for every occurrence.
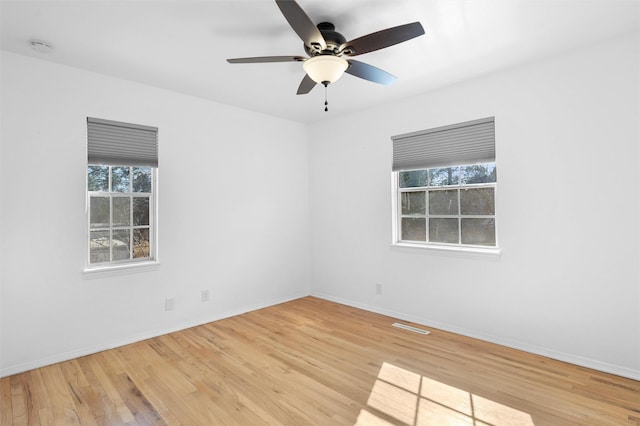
[392,322,430,335]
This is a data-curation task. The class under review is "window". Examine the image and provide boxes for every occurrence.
[86,118,158,267]
[88,166,155,264]
[397,164,496,246]
[392,117,497,250]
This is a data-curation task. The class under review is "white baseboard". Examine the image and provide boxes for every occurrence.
[4,290,638,382]
[311,291,640,381]
[0,291,308,378]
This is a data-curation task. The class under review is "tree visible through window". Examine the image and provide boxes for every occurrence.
[88,165,154,264]
[397,163,497,247]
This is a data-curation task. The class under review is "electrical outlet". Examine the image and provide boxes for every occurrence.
[201,289,210,302]
[165,297,174,311]
[376,283,383,295]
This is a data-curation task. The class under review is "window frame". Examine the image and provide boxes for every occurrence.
[84,165,159,273]
[391,165,500,255]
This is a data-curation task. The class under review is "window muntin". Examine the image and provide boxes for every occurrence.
[88,165,155,265]
[396,163,497,248]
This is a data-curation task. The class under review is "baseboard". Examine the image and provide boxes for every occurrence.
[311,291,640,381]
[5,290,638,381]
[0,291,308,378]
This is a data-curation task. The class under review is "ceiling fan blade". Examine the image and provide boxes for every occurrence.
[345,60,397,85]
[297,74,317,95]
[227,56,306,64]
[275,0,326,51]
[341,22,425,56]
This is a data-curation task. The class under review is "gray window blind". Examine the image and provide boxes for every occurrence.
[87,117,158,167]
[392,117,494,171]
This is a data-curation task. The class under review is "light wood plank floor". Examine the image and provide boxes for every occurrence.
[2,297,639,425]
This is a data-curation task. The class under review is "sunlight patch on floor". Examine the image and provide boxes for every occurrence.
[357,362,535,426]
[367,379,418,425]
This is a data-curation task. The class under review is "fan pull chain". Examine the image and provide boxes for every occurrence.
[323,81,329,112]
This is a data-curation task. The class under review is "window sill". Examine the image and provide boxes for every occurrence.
[83,261,160,279]
[391,242,501,258]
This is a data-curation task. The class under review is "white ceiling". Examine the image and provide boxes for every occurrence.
[2,0,639,124]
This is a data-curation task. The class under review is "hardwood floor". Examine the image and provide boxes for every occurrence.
[2,296,639,425]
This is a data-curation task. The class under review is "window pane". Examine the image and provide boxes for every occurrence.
[112,197,131,227]
[429,218,459,243]
[112,229,131,261]
[429,167,458,186]
[401,218,426,241]
[88,166,109,191]
[90,230,110,263]
[401,192,426,215]
[460,188,495,215]
[460,163,496,184]
[111,167,130,192]
[90,197,110,228]
[461,218,496,246]
[399,170,427,188]
[429,190,458,215]
[133,167,152,192]
[133,197,149,226]
[133,228,150,258]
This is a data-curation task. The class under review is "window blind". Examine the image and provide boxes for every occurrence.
[392,117,494,171]
[87,117,158,167]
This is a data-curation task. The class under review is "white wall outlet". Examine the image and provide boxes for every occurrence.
[201,289,210,302]
[376,283,383,295]
[165,297,174,311]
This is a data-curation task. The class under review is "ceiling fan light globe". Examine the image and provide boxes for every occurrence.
[303,56,348,84]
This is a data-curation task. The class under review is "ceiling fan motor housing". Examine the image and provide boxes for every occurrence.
[305,22,347,56]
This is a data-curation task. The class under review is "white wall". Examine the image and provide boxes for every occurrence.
[2,32,639,380]
[308,32,640,379]
[0,52,310,376]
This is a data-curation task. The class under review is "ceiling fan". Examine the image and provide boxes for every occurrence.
[227,0,425,109]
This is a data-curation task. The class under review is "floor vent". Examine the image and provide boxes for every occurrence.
[392,322,430,335]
